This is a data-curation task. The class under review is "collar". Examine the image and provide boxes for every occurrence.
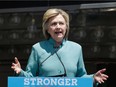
[48,38,66,48]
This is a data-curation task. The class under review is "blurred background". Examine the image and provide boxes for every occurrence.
[0,1,116,87]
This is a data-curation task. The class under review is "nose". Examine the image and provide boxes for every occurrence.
[56,23,60,29]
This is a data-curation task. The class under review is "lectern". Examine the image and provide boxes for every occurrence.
[8,77,93,87]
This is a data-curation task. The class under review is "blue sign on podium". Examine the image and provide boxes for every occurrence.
[8,77,93,87]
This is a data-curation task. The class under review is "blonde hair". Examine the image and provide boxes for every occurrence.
[42,8,69,39]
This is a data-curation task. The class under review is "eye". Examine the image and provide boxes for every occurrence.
[59,22,64,25]
[51,22,57,26]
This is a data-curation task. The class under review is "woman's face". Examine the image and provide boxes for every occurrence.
[47,14,67,42]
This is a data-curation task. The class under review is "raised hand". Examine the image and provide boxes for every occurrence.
[11,57,21,74]
[93,68,109,84]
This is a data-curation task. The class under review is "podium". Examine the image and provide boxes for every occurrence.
[8,77,93,87]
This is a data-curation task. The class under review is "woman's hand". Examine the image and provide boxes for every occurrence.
[94,68,109,84]
[11,57,21,74]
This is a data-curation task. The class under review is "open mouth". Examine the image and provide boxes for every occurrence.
[55,31,62,35]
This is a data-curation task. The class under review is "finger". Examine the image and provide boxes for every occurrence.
[98,79,104,84]
[97,68,106,74]
[15,57,19,63]
[98,80,102,84]
[16,70,19,74]
[13,69,17,74]
[16,71,18,74]
[11,66,15,69]
[101,76,107,81]
[100,73,109,79]
[16,69,21,74]
[14,68,17,71]
[100,68,106,73]
[11,64,17,68]
[100,79,104,83]
[11,66,17,71]
[102,74,109,78]
[12,63,16,66]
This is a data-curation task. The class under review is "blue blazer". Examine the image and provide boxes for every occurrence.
[19,38,93,78]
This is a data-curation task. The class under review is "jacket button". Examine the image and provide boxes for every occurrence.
[58,70,62,73]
